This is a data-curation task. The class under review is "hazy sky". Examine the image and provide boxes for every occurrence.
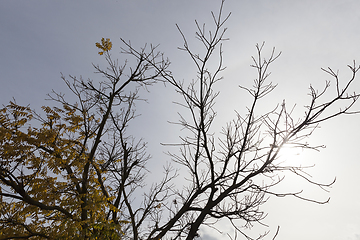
[1,1,360,239]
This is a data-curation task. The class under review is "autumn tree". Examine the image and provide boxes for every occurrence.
[0,37,171,239]
[1,1,360,240]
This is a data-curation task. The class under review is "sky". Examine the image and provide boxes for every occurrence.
[1,0,360,239]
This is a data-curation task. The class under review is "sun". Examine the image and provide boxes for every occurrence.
[278,145,303,165]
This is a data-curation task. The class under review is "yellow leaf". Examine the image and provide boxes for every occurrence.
[95,37,112,55]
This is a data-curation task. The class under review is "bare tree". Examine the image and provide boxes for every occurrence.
[128,1,359,239]
[1,1,359,240]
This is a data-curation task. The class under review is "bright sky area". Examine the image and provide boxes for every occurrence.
[1,1,360,239]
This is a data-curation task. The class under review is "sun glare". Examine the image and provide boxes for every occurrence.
[278,145,303,165]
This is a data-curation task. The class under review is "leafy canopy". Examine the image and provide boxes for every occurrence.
[0,39,127,239]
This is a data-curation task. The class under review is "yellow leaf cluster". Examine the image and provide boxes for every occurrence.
[0,102,126,239]
[95,38,112,55]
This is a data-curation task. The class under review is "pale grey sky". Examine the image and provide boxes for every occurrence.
[1,1,360,239]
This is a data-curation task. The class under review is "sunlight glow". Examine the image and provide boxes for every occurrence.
[278,145,303,166]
